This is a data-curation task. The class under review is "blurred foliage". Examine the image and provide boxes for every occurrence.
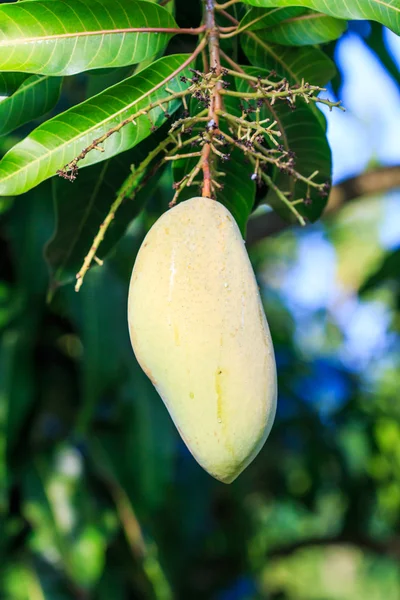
[1,3,400,600]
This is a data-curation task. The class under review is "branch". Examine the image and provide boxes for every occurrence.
[202,0,223,197]
[75,137,171,291]
[267,532,400,560]
[246,165,400,246]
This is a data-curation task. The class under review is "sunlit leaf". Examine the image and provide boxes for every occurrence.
[0,0,176,75]
[0,54,190,196]
[257,11,348,45]
[240,6,306,31]
[240,0,400,36]
[241,33,336,86]
[46,128,169,286]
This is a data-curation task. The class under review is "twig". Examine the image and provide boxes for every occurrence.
[75,137,171,291]
[246,165,400,246]
[59,36,208,178]
[216,10,239,25]
[215,0,241,9]
[58,92,189,179]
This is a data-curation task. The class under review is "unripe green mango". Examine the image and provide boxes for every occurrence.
[128,197,277,483]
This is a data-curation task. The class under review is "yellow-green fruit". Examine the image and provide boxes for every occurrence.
[128,197,277,483]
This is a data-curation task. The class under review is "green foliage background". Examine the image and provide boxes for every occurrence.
[0,0,400,598]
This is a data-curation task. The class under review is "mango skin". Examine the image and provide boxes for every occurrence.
[128,197,277,483]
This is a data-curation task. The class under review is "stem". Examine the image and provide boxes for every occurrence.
[75,137,171,291]
[216,10,239,25]
[165,151,203,160]
[221,13,267,38]
[221,67,275,86]
[202,0,222,197]
[257,165,307,226]
[218,25,238,32]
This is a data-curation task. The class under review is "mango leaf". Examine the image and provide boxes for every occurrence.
[0,75,62,137]
[0,0,176,76]
[240,0,400,36]
[236,67,331,222]
[2,182,54,460]
[241,32,336,86]
[360,247,400,295]
[216,149,257,236]
[240,6,308,31]
[46,128,169,286]
[365,22,400,91]
[0,54,190,196]
[0,73,30,97]
[258,11,348,45]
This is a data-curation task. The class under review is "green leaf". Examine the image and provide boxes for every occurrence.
[0,54,190,196]
[0,0,176,76]
[0,75,62,138]
[1,182,54,460]
[241,32,336,86]
[240,6,306,31]
[240,0,400,36]
[258,11,348,46]
[217,149,257,236]
[0,73,30,97]
[360,247,400,295]
[365,22,400,91]
[46,129,169,286]
[236,67,331,222]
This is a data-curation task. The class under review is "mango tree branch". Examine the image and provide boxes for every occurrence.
[202,0,223,197]
[246,165,400,246]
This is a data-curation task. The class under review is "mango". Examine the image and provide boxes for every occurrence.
[127,197,277,483]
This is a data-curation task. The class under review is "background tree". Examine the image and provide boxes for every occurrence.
[0,0,400,598]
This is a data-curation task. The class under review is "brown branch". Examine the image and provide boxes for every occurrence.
[246,165,400,246]
[217,10,239,26]
[202,0,223,197]
[268,532,400,561]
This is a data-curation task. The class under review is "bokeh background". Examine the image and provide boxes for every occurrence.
[1,13,400,600]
